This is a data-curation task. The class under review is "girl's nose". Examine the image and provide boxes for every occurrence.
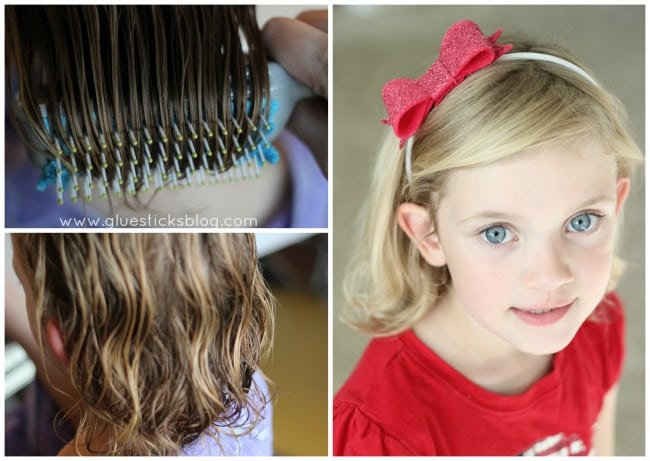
[521,239,574,291]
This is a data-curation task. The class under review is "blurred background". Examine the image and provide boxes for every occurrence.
[259,233,328,455]
[333,5,644,455]
[5,233,328,456]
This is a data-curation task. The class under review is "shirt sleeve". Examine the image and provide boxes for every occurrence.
[333,401,418,456]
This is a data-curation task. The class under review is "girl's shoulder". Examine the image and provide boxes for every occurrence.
[590,291,625,323]
[564,291,625,392]
[181,372,273,456]
[333,333,440,455]
[575,291,624,358]
[334,334,412,408]
[333,398,419,456]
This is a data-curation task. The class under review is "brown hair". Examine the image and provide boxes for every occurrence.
[12,233,274,455]
[6,6,270,201]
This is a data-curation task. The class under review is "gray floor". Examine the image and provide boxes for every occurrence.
[333,5,644,455]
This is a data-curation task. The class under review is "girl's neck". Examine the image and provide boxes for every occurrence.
[413,289,553,396]
[57,420,112,456]
[89,148,290,225]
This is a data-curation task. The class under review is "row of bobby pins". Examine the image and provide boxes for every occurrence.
[3,3,645,458]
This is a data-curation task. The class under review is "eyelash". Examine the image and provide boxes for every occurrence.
[477,210,606,247]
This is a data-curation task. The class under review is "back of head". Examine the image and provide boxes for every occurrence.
[344,38,643,336]
[12,233,274,455]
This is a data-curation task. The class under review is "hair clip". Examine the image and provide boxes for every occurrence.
[382,20,512,148]
[383,20,599,181]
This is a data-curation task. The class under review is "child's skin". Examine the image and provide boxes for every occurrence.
[89,149,291,224]
[396,135,628,455]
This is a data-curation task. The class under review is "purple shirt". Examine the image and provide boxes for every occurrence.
[5,372,273,456]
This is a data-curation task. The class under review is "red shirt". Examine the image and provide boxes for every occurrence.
[334,292,624,456]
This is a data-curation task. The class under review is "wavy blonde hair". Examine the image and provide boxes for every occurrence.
[344,40,643,336]
[12,233,274,455]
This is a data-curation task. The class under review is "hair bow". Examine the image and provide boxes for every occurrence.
[382,20,512,147]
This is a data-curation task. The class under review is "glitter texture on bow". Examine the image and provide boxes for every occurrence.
[382,20,512,146]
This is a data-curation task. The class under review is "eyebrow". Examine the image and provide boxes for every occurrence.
[458,195,616,225]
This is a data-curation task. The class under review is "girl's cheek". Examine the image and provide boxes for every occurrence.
[564,239,614,294]
[452,256,513,294]
[576,244,613,276]
[571,224,616,261]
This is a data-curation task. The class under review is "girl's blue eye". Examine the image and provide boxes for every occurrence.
[481,225,513,245]
[568,213,599,232]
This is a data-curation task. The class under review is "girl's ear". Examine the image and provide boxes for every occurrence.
[615,177,631,216]
[397,203,446,267]
[45,319,70,369]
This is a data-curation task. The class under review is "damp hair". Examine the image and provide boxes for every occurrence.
[6,5,270,203]
[11,233,275,455]
[343,39,643,336]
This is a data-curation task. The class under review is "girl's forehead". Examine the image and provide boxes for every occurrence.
[451,136,611,183]
[440,137,617,216]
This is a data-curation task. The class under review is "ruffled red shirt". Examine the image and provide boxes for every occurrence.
[334,292,624,456]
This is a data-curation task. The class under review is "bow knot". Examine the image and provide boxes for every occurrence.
[382,20,512,146]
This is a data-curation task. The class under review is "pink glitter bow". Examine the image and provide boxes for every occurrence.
[382,20,512,146]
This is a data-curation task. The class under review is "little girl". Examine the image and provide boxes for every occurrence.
[334,20,643,456]
[7,233,274,456]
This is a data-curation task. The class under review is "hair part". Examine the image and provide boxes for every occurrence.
[12,233,274,455]
[344,40,643,336]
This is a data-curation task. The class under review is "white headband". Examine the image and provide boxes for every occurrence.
[404,52,598,180]
[499,52,597,85]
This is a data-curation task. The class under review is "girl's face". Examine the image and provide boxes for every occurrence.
[433,137,629,355]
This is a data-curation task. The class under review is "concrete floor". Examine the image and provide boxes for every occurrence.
[333,5,644,455]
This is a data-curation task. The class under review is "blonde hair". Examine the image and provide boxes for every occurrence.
[344,40,643,336]
[12,233,274,455]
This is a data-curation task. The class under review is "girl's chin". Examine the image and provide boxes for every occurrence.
[513,330,577,356]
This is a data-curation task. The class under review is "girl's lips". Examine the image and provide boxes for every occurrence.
[511,300,575,327]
